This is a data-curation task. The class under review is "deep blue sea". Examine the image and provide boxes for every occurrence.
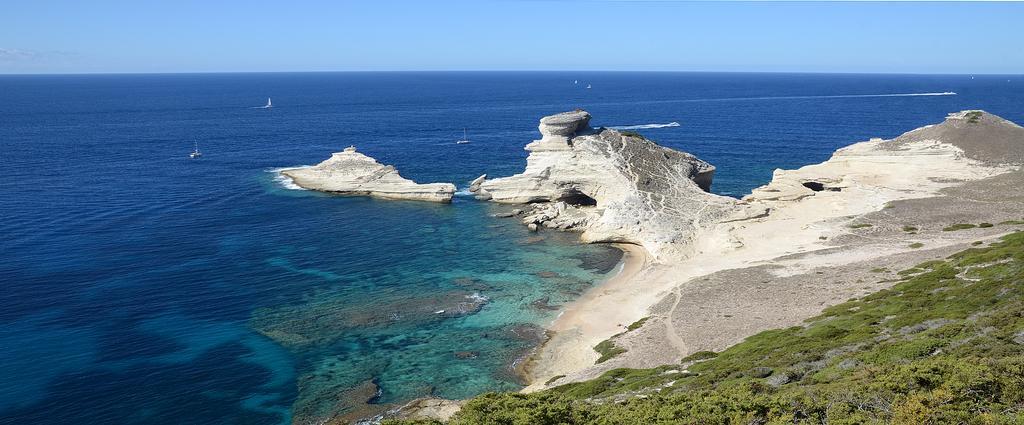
[2,72,1022,424]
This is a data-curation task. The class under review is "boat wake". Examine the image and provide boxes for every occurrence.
[267,167,308,190]
[688,92,958,103]
[740,91,957,101]
[251,98,273,109]
[610,122,681,130]
[590,92,957,108]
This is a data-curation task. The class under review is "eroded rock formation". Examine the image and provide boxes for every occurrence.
[471,110,735,260]
[281,146,456,202]
[743,110,1021,205]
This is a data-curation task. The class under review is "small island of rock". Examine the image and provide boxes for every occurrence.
[281,146,456,202]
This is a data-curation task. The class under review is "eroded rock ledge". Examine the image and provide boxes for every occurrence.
[744,110,1021,204]
[471,110,735,260]
[282,146,456,202]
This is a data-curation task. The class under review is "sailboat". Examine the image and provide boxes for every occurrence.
[263,98,273,108]
[456,129,471,144]
[189,140,202,159]
[586,84,592,89]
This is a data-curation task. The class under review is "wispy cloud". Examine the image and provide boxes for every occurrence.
[0,48,75,62]
[0,48,41,61]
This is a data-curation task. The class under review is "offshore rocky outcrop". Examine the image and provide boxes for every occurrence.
[281,146,456,202]
[471,110,736,260]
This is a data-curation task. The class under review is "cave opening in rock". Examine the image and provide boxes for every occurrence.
[802,181,842,192]
[802,181,826,192]
[557,190,598,206]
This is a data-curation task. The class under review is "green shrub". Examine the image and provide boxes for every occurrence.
[849,223,873,229]
[626,317,650,331]
[620,130,646,140]
[594,340,627,364]
[681,350,718,362]
[943,223,977,231]
[544,375,566,386]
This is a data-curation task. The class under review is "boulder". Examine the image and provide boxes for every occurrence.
[469,174,487,192]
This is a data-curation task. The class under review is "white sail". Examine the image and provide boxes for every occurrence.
[266,98,272,108]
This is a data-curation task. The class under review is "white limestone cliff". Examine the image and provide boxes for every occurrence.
[281,146,456,202]
[743,110,1020,206]
[472,110,736,260]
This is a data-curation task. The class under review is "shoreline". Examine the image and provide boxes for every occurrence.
[521,242,653,390]
[269,166,310,191]
[519,131,1019,390]
[384,111,1024,422]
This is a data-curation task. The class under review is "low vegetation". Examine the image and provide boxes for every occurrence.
[619,130,647,140]
[388,232,1024,424]
[908,242,924,249]
[848,223,873,229]
[966,111,984,123]
[591,317,651,364]
[680,350,718,363]
[943,223,978,231]
[593,340,627,364]
[902,225,918,232]
[626,317,650,331]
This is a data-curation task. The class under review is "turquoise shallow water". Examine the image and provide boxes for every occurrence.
[1,72,1022,424]
[246,185,622,419]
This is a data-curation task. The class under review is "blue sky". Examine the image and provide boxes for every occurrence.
[1,0,1022,74]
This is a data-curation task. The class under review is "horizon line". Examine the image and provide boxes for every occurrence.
[1,69,1022,77]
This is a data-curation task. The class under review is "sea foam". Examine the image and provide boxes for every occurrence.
[267,167,309,190]
[609,122,681,130]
